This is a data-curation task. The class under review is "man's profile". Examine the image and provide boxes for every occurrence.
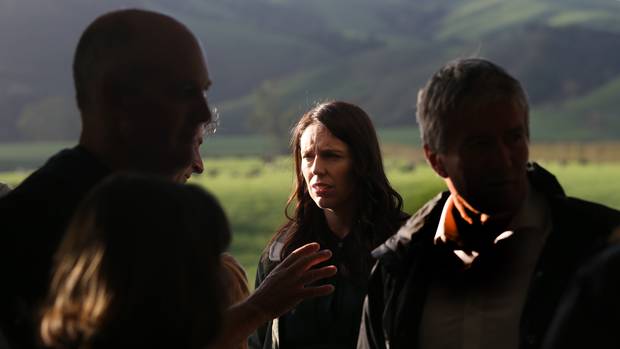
[0,9,213,348]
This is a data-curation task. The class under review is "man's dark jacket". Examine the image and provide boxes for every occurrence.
[357,163,620,349]
[0,146,110,349]
[541,240,620,349]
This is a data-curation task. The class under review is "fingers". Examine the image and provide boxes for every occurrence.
[292,242,321,254]
[277,242,333,273]
[249,243,337,318]
[288,249,333,273]
[299,265,337,285]
[265,242,336,300]
[299,284,335,299]
[279,242,321,268]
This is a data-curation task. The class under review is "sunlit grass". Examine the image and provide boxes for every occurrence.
[3,148,620,286]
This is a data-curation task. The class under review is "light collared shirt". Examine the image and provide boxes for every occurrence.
[420,183,552,349]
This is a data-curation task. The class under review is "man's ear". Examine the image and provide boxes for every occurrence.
[101,77,124,113]
[424,144,448,178]
[101,74,140,113]
[99,76,134,138]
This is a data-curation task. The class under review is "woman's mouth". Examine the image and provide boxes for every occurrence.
[312,183,333,196]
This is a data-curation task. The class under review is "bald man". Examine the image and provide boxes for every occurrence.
[0,10,212,348]
[0,10,335,349]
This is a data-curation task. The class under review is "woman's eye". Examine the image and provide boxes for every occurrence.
[324,152,341,158]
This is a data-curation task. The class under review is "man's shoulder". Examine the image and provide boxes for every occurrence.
[0,146,109,223]
[1,148,82,202]
[36,145,107,181]
[530,162,620,230]
[552,195,620,230]
[559,196,620,215]
[528,162,565,198]
[371,191,448,266]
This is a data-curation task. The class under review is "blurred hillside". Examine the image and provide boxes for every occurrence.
[1,0,620,144]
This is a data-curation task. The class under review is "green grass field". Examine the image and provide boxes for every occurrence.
[2,143,620,287]
[189,158,620,286]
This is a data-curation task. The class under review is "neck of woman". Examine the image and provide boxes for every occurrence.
[324,207,354,240]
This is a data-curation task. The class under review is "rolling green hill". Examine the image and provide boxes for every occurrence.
[1,0,620,145]
[532,77,620,140]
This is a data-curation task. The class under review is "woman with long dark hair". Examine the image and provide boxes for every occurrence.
[249,101,408,349]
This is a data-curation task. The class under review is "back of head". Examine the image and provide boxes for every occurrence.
[40,173,230,349]
[73,9,211,177]
[416,58,529,153]
[73,9,188,114]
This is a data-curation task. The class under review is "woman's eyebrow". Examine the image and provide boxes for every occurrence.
[319,148,345,155]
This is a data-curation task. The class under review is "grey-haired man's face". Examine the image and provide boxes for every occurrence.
[427,100,529,216]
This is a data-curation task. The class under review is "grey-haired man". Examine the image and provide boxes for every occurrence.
[358,58,620,349]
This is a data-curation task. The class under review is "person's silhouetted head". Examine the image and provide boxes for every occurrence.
[418,57,530,220]
[74,9,213,177]
[416,57,529,154]
[40,173,230,349]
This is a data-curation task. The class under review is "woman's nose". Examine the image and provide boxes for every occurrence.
[311,156,325,175]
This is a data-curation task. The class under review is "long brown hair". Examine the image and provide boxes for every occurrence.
[39,173,230,349]
[271,101,405,262]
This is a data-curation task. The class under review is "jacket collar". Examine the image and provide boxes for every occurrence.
[372,162,565,265]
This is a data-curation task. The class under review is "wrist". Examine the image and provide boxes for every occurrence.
[239,293,272,325]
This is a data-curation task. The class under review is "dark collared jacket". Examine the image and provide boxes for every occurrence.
[541,241,620,349]
[358,163,620,349]
[250,227,377,349]
[0,146,110,349]
[250,211,409,349]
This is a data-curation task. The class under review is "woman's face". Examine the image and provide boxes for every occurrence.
[299,122,355,214]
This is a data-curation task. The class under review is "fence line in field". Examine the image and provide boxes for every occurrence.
[381,142,620,165]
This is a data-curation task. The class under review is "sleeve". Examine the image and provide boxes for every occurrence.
[248,256,271,349]
[357,262,388,349]
[220,253,250,306]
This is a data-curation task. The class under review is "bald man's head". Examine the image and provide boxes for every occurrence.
[74,9,213,176]
[74,10,194,113]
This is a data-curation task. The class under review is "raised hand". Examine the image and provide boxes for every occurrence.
[247,242,337,321]
[209,243,337,349]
